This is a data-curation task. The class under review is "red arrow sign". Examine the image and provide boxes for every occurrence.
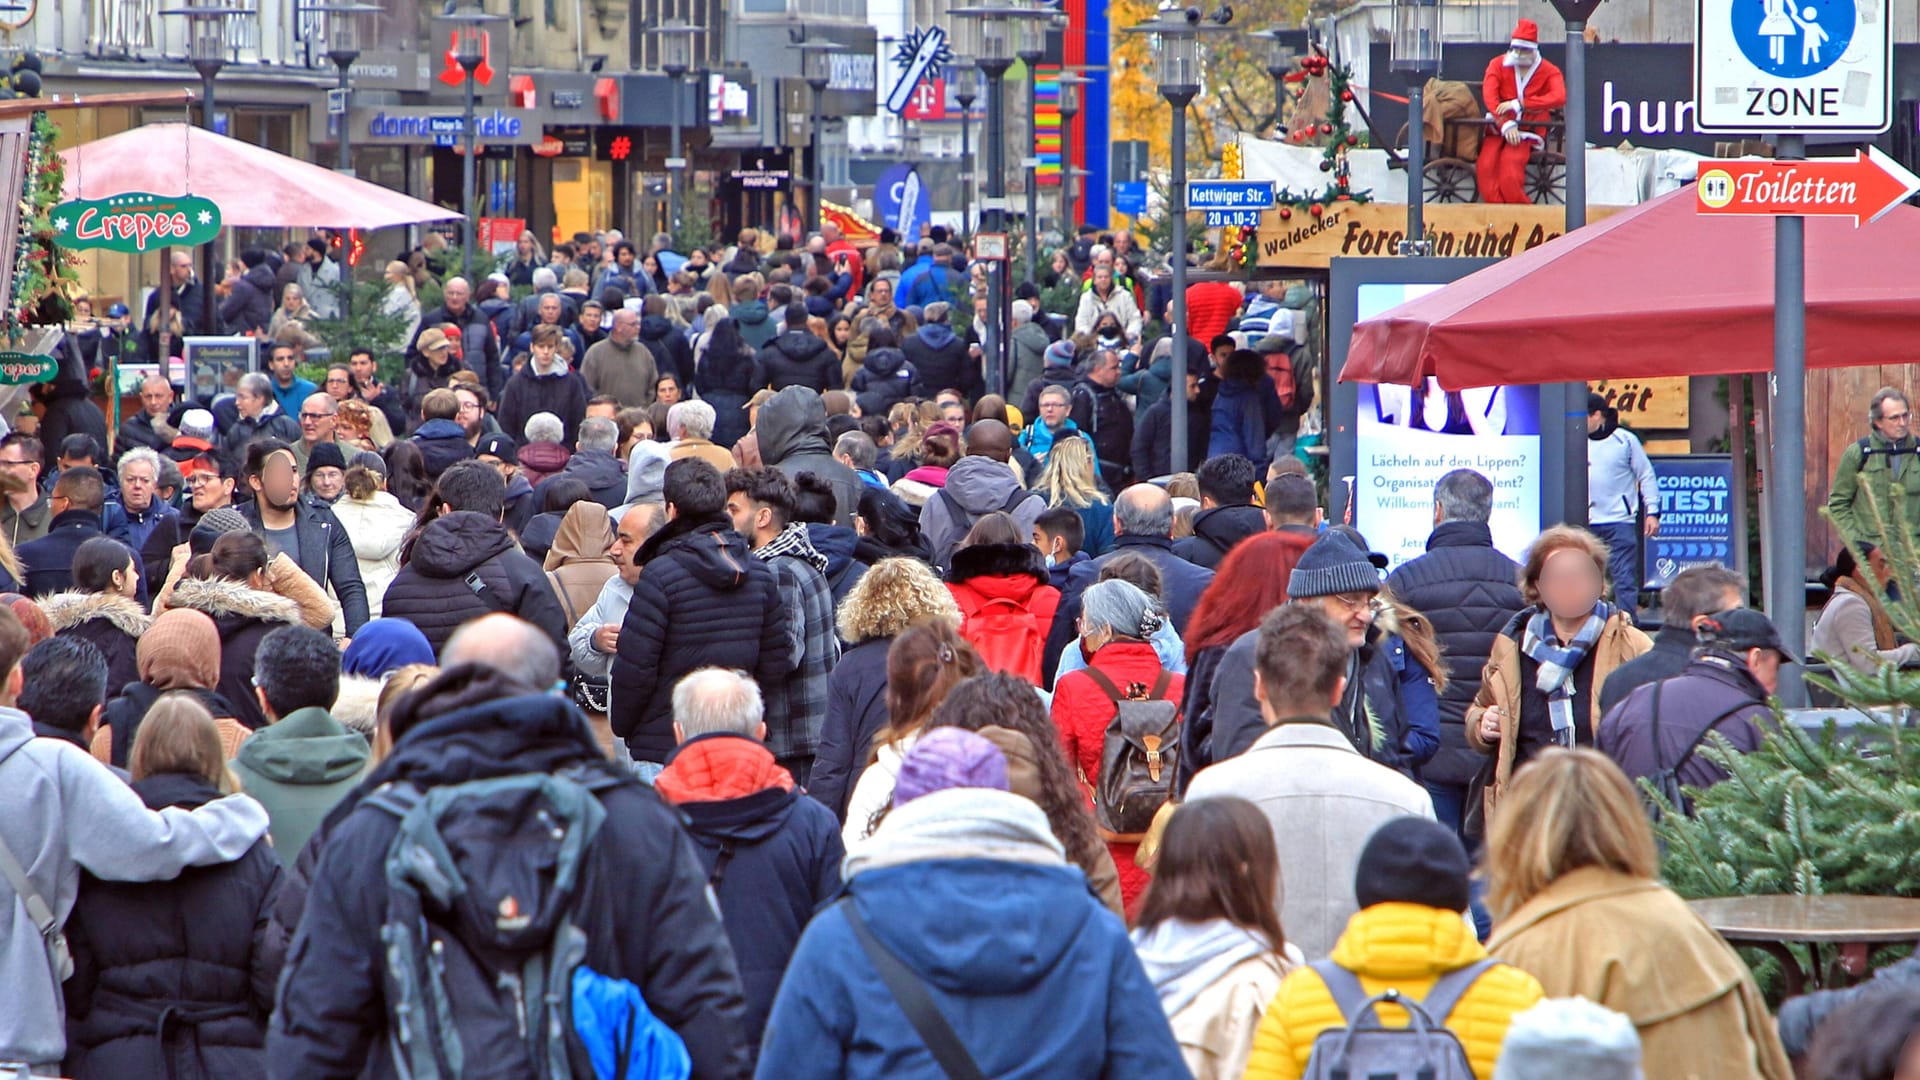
[1696,147,1920,226]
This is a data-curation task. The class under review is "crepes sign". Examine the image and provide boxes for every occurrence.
[0,351,57,385]
[51,193,222,254]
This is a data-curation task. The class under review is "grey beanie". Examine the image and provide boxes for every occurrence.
[1493,998,1644,1080]
[1286,531,1382,599]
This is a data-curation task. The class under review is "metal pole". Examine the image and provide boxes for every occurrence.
[958,92,975,237]
[1168,89,1194,473]
[1272,73,1285,132]
[197,64,219,336]
[335,60,352,172]
[1059,105,1075,233]
[982,58,1010,397]
[462,69,477,279]
[1564,21,1586,230]
[1024,63,1038,284]
[669,75,684,239]
[1405,78,1424,250]
[809,85,825,236]
[1771,133,1807,701]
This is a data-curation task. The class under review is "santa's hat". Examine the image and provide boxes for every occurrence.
[1510,18,1541,49]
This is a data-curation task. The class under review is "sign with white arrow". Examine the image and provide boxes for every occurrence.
[1695,145,1920,225]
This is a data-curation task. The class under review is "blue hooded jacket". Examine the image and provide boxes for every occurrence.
[756,790,1185,1079]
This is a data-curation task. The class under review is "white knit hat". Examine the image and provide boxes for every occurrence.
[1493,998,1644,1080]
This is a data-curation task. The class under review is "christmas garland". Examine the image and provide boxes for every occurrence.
[13,110,75,327]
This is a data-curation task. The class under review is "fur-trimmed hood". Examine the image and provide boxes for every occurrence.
[167,576,303,627]
[944,541,1050,587]
[38,590,152,638]
[331,673,384,741]
[836,556,962,643]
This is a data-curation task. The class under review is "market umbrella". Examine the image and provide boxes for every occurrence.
[1340,186,1920,389]
[58,122,462,230]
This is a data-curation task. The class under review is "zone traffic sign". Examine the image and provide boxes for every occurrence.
[1694,0,1890,133]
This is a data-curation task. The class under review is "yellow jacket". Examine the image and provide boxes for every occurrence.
[1242,903,1545,1080]
[1486,867,1793,1080]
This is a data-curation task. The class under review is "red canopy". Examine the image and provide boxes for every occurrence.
[1341,186,1920,389]
[59,123,461,231]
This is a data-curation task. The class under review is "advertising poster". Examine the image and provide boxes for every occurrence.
[1644,455,1737,589]
[184,337,258,405]
[1353,283,1541,570]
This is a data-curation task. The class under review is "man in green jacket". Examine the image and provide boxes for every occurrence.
[229,624,369,864]
[1828,387,1920,579]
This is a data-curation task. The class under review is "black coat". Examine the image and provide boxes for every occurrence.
[757,387,862,528]
[63,773,282,1080]
[664,733,844,1048]
[18,509,104,597]
[41,590,150,705]
[1070,378,1135,491]
[1206,626,1416,778]
[1044,535,1214,686]
[1597,623,1695,718]
[381,511,567,655]
[541,448,627,510]
[610,517,794,763]
[809,635,892,820]
[902,324,979,401]
[1130,395,1212,482]
[497,364,588,449]
[141,279,207,361]
[407,303,504,401]
[849,347,917,418]
[640,315,696,388]
[165,577,305,731]
[1384,521,1525,787]
[266,673,751,1079]
[100,686,243,768]
[220,264,277,336]
[1172,505,1267,570]
[806,523,867,609]
[239,499,371,634]
[752,330,840,394]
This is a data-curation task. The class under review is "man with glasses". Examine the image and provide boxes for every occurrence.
[0,434,49,545]
[292,392,355,472]
[1829,386,1920,588]
[18,467,107,597]
[102,447,180,556]
[1587,391,1661,623]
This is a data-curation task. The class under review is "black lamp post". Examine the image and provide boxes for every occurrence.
[1126,10,1229,475]
[1260,27,1292,135]
[311,3,378,175]
[795,41,841,237]
[656,20,699,242]
[1390,0,1440,254]
[951,55,977,237]
[163,0,250,335]
[1057,72,1088,235]
[444,5,504,280]
[1016,28,1045,285]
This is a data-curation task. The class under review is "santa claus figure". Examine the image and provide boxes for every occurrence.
[1475,19,1567,204]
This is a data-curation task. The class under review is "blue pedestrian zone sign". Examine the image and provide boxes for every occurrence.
[1695,0,1889,132]
[1733,0,1851,78]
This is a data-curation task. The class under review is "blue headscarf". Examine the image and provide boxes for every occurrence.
[341,618,436,678]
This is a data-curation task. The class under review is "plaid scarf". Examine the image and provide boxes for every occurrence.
[755,522,829,572]
[1521,601,1612,746]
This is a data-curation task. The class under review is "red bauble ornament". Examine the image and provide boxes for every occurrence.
[1345,134,1359,146]
[1320,123,1334,135]
[1309,203,1324,217]
[1340,90,1354,102]
[1278,207,1293,220]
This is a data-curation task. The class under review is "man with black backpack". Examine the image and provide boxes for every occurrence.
[270,614,753,1079]
[1597,607,1784,813]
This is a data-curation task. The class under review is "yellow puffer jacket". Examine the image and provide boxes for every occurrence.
[1241,903,1545,1080]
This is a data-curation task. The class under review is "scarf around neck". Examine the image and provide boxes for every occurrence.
[1522,601,1611,745]
[755,521,830,572]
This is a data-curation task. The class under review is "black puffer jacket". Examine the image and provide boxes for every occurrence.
[696,340,757,449]
[809,635,891,821]
[379,511,568,654]
[849,347,917,419]
[610,516,794,763]
[752,330,840,394]
[63,772,283,1080]
[165,577,304,731]
[640,314,695,387]
[1070,377,1135,490]
[220,263,277,336]
[903,322,979,401]
[1131,394,1212,482]
[1205,625,1416,779]
[1171,504,1267,570]
[1383,520,1525,787]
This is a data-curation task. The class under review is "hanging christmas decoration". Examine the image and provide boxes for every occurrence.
[11,111,75,327]
[1234,50,1374,271]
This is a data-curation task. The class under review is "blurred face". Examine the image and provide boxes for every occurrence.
[270,349,297,383]
[1309,591,1378,648]
[1875,396,1912,442]
[1038,393,1070,427]
[299,398,337,443]
[250,452,301,511]
[1537,547,1606,622]
[190,469,234,511]
[309,466,345,501]
[141,379,172,416]
[119,461,156,511]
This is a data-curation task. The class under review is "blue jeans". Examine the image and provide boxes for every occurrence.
[1425,780,1467,842]
[628,759,665,784]
[1593,520,1643,621]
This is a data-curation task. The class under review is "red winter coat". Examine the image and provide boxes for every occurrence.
[1481,55,1566,138]
[1184,281,1243,346]
[944,542,1060,686]
[1051,639,1185,914]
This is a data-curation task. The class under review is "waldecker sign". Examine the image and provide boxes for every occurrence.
[50,193,221,254]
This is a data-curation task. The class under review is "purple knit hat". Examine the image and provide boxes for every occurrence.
[892,728,1010,807]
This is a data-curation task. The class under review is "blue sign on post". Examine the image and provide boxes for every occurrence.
[1644,454,1738,589]
[874,163,931,240]
[1186,180,1276,209]
[1113,181,1147,217]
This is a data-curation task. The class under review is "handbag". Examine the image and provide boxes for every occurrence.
[572,673,612,715]
[0,827,72,984]
[842,901,986,1080]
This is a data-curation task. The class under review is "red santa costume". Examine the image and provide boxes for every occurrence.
[1475,19,1567,204]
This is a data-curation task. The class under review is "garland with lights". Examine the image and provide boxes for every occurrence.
[12,109,75,327]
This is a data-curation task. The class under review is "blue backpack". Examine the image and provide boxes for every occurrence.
[365,765,690,1079]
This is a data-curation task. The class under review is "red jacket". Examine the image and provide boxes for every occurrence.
[825,238,865,297]
[1482,55,1566,137]
[654,732,795,804]
[1051,639,1185,913]
[1184,281,1243,346]
[945,542,1060,686]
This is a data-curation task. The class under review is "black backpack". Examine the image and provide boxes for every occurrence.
[1639,681,1749,820]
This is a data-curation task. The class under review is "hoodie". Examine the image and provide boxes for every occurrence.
[806,522,867,607]
[849,346,917,418]
[497,358,588,450]
[1132,918,1298,1080]
[756,385,862,528]
[543,500,618,626]
[733,298,777,349]
[655,732,844,1050]
[229,706,370,866]
[920,455,1047,569]
[753,329,840,394]
[640,313,695,387]
[761,786,1189,1080]
[903,320,978,401]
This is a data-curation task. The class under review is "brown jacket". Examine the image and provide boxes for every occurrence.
[542,501,618,628]
[976,724,1125,917]
[671,437,737,476]
[1465,608,1649,809]
[1488,868,1792,1080]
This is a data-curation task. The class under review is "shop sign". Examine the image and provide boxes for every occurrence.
[731,154,792,191]
[51,193,221,254]
[1256,202,1621,270]
[358,108,540,146]
[1591,377,1691,429]
[0,351,56,385]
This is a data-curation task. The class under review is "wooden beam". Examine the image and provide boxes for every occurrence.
[0,89,197,119]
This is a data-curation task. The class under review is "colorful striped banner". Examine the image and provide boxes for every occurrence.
[1033,65,1061,186]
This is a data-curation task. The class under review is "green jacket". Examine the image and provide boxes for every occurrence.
[228,706,370,865]
[1827,432,1920,553]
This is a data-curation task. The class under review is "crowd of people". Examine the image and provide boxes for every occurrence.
[0,220,1914,1080]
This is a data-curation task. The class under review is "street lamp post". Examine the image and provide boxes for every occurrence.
[312,3,377,175]
[952,57,977,236]
[163,0,250,335]
[1542,0,1603,555]
[1259,28,1294,135]
[1057,72,1088,234]
[657,20,699,242]
[1390,0,1440,254]
[444,6,503,280]
[796,42,841,237]
[1126,11,1228,475]
[1016,32,1045,286]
